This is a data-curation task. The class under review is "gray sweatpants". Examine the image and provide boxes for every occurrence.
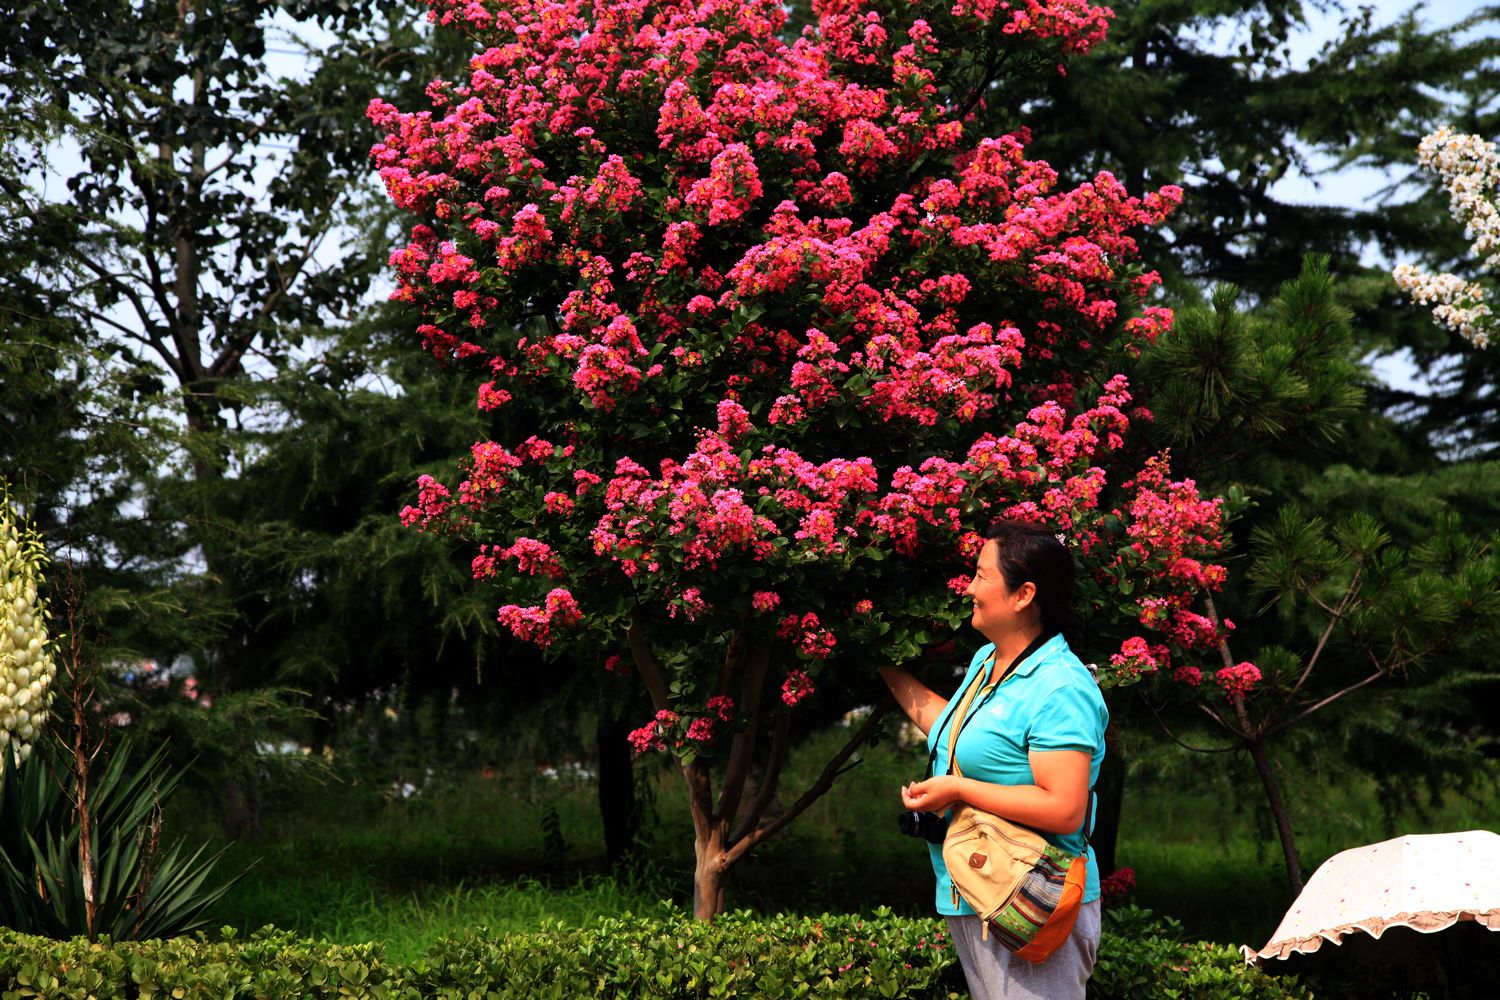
[945,899,1102,1000]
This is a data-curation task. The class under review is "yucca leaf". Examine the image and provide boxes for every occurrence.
[0,737,249,940]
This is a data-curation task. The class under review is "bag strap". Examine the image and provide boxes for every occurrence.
[941,631,1052,779]
[944,662,990,780]
[935,632,1096,849]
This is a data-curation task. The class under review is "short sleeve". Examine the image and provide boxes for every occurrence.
[1025,672,1106,754]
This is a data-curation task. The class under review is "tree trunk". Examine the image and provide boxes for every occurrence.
[1206,597,1303,895]
[1091,725,1126,876]
[596,713,639,868]
[222,771,263,842]
[681,757,728,919]
[691,826,728,920]
[1245,735,1302,894]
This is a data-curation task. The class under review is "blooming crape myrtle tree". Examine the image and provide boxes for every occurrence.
[370,0,1238,917]
[1394,127,1500,349]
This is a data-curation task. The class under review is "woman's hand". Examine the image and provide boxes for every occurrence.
[900,776,962,813]
[899,751,1091,832]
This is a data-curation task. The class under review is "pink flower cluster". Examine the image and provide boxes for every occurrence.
[751,591,781,613]
[628,709,679,754]
[375,0,1235,727]
[669,587,710,620]
[778,612,837,660]
[1215,661,1262,699]
[495,588,582,647]
[1100,866,1136,904]
[1122,457,1227,592]
[369,0,1174,425]
[628,695,736,755]
[410,373,1193,654]
[399,475,452,529]
[1108,636,1167,683]
[781,669,816,707]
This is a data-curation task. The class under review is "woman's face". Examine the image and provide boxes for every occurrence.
[966,539,1036,641]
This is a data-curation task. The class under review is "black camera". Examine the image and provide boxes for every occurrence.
[897,810,948,844]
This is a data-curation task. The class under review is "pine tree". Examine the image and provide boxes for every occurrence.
[1114,258,1500,894]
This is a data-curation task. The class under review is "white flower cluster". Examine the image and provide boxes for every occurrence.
[1419,127,1500,267]
[1393,127,1500,348]
[1392,263,1491,349]
[0,497,56,762]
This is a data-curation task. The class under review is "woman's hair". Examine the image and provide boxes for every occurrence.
[983,519,1077,638]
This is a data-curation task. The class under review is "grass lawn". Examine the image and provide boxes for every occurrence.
[173,723,1498,966]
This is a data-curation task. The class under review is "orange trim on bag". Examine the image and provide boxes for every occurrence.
[1011,853,1088,963]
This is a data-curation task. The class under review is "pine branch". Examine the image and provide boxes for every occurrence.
[1283,562,1363,705]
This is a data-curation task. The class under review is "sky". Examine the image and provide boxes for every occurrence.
[1187,0,1493,392]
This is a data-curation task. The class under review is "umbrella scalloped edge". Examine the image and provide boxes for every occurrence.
[1242,909,1500,964]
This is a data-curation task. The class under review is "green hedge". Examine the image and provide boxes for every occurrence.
[1091,907,1312,1000]
[0,905,1306,999]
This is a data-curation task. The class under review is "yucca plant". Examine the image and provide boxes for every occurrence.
[0,486,249,940]
[0,737,251,940]
[0,484,56,760]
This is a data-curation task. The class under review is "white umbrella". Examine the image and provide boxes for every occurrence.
[1245,829,1500,963]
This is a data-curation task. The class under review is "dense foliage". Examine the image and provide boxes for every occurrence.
[0,741,244,941]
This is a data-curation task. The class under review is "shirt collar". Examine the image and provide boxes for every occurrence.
[1008,631,1067,678]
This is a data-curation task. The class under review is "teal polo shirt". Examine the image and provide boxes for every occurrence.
[923,633,1108,914]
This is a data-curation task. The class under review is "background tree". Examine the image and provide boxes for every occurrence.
[0,0,464,682]
[1111,258,1500,895]
[0,0,530,834]
[942,0,1500,456]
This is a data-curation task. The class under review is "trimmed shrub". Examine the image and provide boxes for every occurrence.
[1091,906,1312,999]
[0,904,1308,999]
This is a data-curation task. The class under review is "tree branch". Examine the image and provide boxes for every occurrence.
[715,632,743,700]
[1195,700,1238,734]
[1143,695,1241,753]
[953,45,1008,124]
[254,197,338,324]
[626,609,671,714]
[1201,592,1268,738]
[714,638,769,825]
[1264,668,1385,739]
[729,704,792,845]
[721,699,892,867]
[1284,563,1362,705]
[66,253,171,356]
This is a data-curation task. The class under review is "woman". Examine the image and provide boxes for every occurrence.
[879,520,1107,1000]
